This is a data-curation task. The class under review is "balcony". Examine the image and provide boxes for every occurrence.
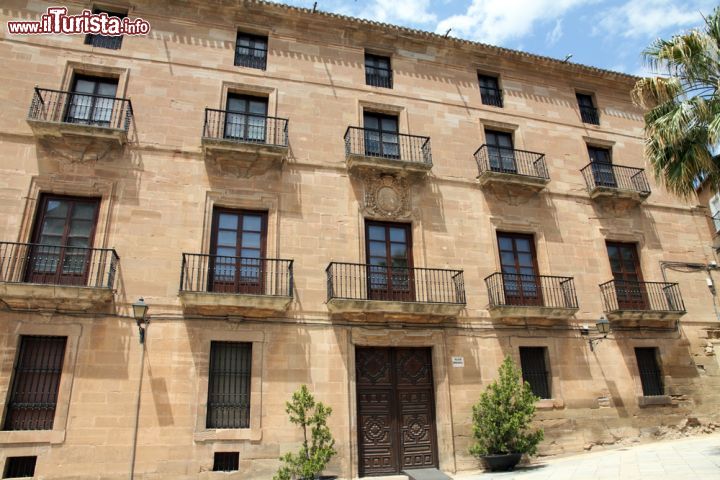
[581,163,651,202]
[366,70,393,89]
[326,262,465,319]
[344,127,432,177]
[485,273,579,324]
[475,145,549,190]
[0,242,118,313]
[580,105,600,125]
[26,87,133,144]
[201,109,289,174]
[179,253,293,316]
[600,280,685,327]
[480,87,504,108]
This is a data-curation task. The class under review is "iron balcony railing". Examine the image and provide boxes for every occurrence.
[365,68,393,88]
[0,242,119,289]
[344,127,432,166]
[28,87,133,132]
[180,253,293,297]
[580,105,600,125]
[203,109,289,147]
[485,273,578,309]
[480,87,504,108]
[474,145,549,179]
[235,46,267,70]
[580,162,651,195]
[326,262,465,305]
[600,280,685,313]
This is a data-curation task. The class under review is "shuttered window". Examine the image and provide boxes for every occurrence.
[3,336,67,431]
[635,347,664,396]
[206,342,252,428]
[519,347,551,399]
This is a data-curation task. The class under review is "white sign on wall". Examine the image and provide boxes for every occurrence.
[451,356,464,368]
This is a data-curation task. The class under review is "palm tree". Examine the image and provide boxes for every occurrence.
[632,8,720,197]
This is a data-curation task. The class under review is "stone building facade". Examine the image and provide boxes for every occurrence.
[0,1,719,478]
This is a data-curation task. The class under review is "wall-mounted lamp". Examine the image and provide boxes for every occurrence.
[585,315,610,351]
[132,298,149,344]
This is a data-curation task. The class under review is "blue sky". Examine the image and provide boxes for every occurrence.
[269,0,715,76]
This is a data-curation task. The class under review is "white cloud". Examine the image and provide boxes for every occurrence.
[595,0,714,38]
[435,0,592,44]
[546,19,563,45]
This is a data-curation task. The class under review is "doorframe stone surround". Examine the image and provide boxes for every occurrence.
[348,327,455,478]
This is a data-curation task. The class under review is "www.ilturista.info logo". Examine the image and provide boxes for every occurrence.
[7,7,150,35]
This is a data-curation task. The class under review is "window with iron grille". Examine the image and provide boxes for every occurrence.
[365,53,392,88]
[3,456,37,478]
[213,452,240,472]
[235,32,267,70]
[519,347,551,399]
[478,74,503,107]
[3,336,67,431]
[206,342,252,428]
[84,9,127,50]
[635,347,664,396]
[577,93,599,125]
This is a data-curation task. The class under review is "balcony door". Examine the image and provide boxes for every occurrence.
[27,195,100,286]
[606,242,647,310]
[485,130,517,173]
[498,232,542,306]
[209,209,267,294]
[366,221,413,301]
[588,146,617,188]
[363,112,399,158]
[66,75,118,126]
[224,94,268,143]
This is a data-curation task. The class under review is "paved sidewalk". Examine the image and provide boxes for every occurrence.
[454,434,720,479]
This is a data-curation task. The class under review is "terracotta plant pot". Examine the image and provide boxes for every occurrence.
[482,453,523,472]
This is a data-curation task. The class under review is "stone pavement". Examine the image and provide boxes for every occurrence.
[453,434,720,479]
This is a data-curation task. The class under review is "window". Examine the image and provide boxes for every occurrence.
[27,194,100,286]
[478,74,503,107]
[84,8,126,49]
[3,457,37,478]
[484,130,516,173]
[213,452,240,472]
[206,342,252,428]
[235,32,267,70]
[497,232,542,306]
[209,209,267,295]
[606,242,646,310]
[587,146,616,188]
[635,347,664,396]
[223,94,268,143]
[519,347,551,399]
[710,193,720,232]
[4,336,67,431]
[66,75,119,127]
[363,112,399,158]
[366,221,413,301]
[577,93,599,125]
[365,53,393,88]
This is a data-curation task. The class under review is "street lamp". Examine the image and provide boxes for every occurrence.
[132,298,149,344]
[588,315,610,351]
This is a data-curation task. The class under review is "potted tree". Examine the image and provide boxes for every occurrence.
[274,385,337,480]
[469,356,544,472]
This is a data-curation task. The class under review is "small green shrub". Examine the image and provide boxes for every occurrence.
[274,385,337,480]
[469,356,544,457]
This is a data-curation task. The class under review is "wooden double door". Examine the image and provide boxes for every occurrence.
[356,347,438,476]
